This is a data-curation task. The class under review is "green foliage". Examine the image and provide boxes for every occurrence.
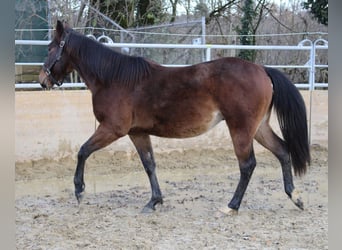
[303,0,328,25]
[236,0,257,61]
[136,0,164,26]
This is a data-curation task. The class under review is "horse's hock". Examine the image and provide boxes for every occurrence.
[15,90,327,162]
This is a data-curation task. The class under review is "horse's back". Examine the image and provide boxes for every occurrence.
[129,64,222,138]
[128,57,272,139]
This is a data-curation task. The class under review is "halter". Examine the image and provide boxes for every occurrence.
[42,33,69,87]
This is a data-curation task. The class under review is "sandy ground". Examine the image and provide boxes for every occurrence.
[15,143,328,249]
[15,90,328,249]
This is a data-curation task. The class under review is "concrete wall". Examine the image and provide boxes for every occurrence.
[15,90,327,162]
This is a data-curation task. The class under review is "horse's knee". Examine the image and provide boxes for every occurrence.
[77,145,90,161]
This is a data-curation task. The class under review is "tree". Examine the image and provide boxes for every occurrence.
[237,0,255,61]
[168,0,179,23]
[236,0,269,62]
[302,0,328,25]
[206,0,237,24]
[88,0,164,28]
[136,0,164,26]
[194,1,209,18]
[88,0,135,28]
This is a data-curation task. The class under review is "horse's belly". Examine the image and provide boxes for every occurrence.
[150,110,224,138]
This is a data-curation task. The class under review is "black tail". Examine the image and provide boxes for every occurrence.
[264,67,310,176]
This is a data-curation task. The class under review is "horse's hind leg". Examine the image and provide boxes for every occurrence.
[254,119,304,210]
[221,126,257,214]
[129,134,163,213]
[228,145,256,213]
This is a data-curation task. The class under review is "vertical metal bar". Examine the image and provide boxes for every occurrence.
[308,41,315,145]
[201,16,206,45]
[309,43,315,91]
[47,0,52,40]
[297,39,314,145]
[309,39,328,145]
[202,16,206,62]
[206,47,211,62]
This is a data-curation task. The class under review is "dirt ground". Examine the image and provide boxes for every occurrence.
[15,142,328,249]
[15,89,328,249]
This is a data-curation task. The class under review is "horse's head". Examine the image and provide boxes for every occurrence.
[39,20,74,89]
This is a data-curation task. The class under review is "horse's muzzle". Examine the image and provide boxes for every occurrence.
[39,70,50,89]
[40,82,47,89]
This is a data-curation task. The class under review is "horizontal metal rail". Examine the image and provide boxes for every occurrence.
[15,82,322,90]
[15,39,328,50]
[15,40,328,90]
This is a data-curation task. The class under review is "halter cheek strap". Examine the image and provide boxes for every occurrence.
[43,34,69,87]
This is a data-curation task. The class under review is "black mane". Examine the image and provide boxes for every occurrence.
[66,30,151,88]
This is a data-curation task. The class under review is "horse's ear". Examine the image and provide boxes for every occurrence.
[55,20,64,39]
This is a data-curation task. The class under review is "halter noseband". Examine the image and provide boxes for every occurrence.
[43,33,69,87]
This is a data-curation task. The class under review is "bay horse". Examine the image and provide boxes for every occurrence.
[39,21,310,214]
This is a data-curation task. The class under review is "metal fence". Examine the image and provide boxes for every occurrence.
[15,38,328,90]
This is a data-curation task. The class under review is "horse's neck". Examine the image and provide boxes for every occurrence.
[68,48,99,92]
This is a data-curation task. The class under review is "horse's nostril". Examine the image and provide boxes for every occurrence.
[40,83,47,89]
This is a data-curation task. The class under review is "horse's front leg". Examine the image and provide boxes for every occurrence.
[74,124,120,203]
[129,134,163,212]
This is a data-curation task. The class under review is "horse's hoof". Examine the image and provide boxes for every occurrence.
[75,191,84,205]
[141,198,163,213]
[141,205,155,214]
[217,206,238,216]
[291,189,304,210]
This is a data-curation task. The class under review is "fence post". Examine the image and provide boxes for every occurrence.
[313,39,329,89]
[206,46,211,62]
[298,39,313,145]
[201,16,206,45]
[202,16,206,62]
[307,39,328,146]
